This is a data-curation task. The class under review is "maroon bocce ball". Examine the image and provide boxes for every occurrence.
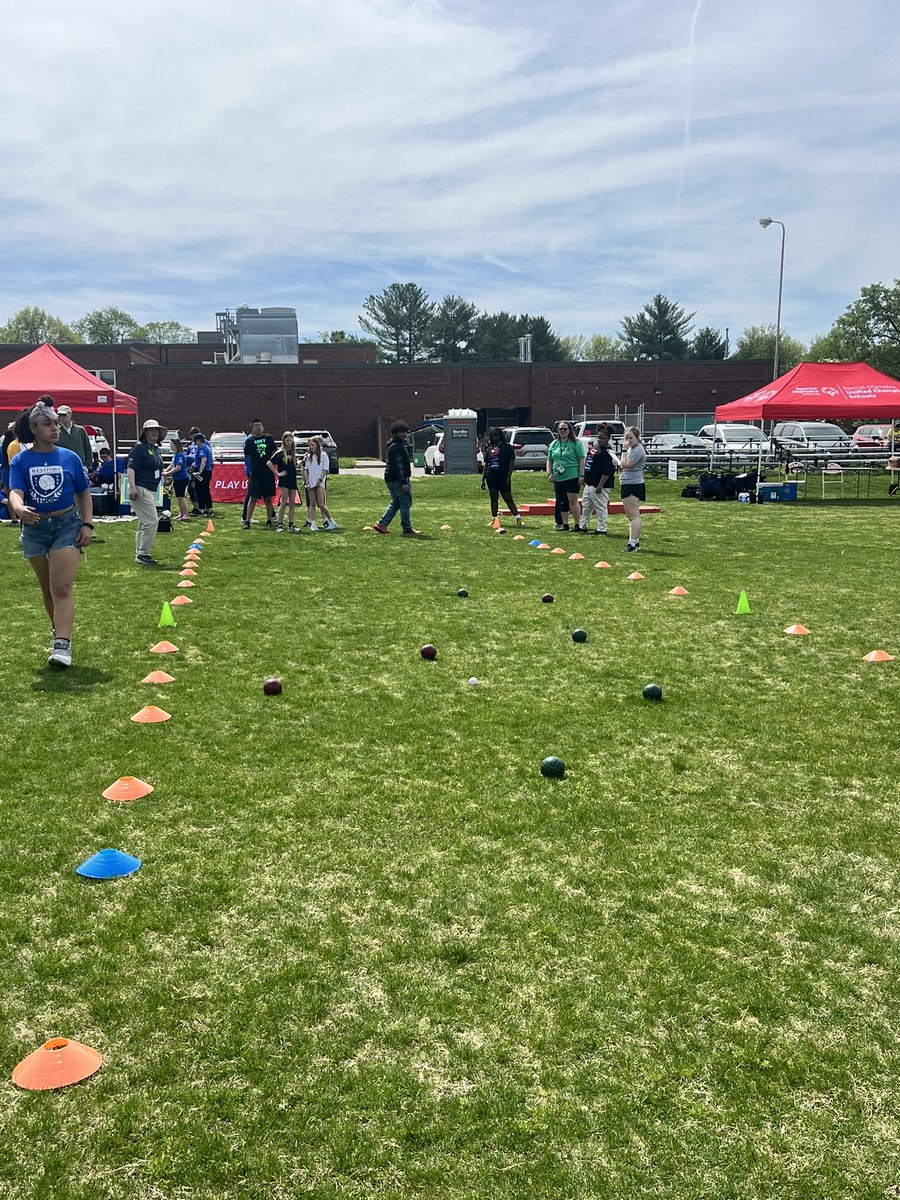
[263,677,283,695]
[420,644,438,661]
[541,593,554,604]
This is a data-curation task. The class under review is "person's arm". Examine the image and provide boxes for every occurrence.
[268,454,283,480]
[80,428,92,466]
[8,489,39,524]
[576,442,586,486]
[546,441,556,481]
[127,448,139,501]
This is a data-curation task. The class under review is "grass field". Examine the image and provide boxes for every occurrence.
[1,473,898,1199]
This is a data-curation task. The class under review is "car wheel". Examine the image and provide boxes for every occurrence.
[330,456,339,475]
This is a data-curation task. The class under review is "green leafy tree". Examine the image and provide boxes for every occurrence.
[428,295,480,361]
[571,332,628,360]
[807,280,900,377]
[731,323,805,373]
[359,283,434,363]
[0,306,81,344]
[142,320,195,344]
[690,326,728,360]
[317,330,373,344]
[515,315,567,361]
[73,306,145,343]
[472,311,519,362]
[620,294,695,360]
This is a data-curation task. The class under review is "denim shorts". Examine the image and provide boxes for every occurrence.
[20,509,82,559]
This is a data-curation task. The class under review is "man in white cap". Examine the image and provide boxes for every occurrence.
[127,419,165,565]
[56,405,93,467]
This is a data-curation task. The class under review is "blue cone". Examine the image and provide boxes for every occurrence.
[529,539,542,547]
[189,543,203,550]
[76,849,142,880]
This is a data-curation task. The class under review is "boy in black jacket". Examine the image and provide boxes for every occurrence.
[374,421,419,535]
[577,427,615,534]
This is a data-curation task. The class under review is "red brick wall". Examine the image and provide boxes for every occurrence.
[0,344,771,457]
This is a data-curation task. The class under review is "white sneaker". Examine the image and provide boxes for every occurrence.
[324,519,338,530]
[308,522,318,532]
[48,638,72,669]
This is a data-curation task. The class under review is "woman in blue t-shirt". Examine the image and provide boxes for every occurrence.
[163,438,191,521]
[7,398,93,669]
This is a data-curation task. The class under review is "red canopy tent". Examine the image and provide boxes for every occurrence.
[0,343,139,456]
[714,361,900,422]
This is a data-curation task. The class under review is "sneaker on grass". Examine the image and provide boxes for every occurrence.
[372,522,389,534]
[135,554,158,566]
[48,638,72,669]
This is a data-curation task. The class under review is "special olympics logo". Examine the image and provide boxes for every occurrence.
[754,389,777,401]
[821,386,839,396]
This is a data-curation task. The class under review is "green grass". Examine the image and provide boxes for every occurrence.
[1,475,899,1199]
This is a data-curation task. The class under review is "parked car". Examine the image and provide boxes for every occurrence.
[771,421,857,456]
[209,431,248,462]
[501,426,554,470]
[852,423,895,450]
[82,423,110,458]
[293,429,339,474]
[572,419,627,454]
[697,423,770,455]
[424,432,484,474]
[646,433,709,456]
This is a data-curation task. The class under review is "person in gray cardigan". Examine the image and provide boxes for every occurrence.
[56,405,93,467]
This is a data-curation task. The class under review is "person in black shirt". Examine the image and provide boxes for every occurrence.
[268,432,300,532]
[373,421,418,535]
[577,426,616,534]
[481,427,523,528]
[242,419,277,528]
[127,419,165,564]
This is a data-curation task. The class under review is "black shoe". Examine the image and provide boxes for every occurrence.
[624,541,640,553]
[135,554,158,566]
[242,520,250,529]
[573,526,586,533]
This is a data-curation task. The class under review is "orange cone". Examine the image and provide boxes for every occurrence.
[627,571,645,581]
[206,519,215,532]
[536,543,550,550]
[102,775,154,802]
[491,517,501,531]
[784,623,810,635]
[863,649,894,662]
[170,596,192,606]
[568,553,585,561]
[440,524,452,530]
[177,580,194,589]
[594,561,612,569]
[131,705,172,723]
[185,551,201,560]
[668,586,689,596]
[150,640,178,653]
[178,568,197,577]
[12,1037,102,1090]
[141,670,175,684]
[513,535,526,541]
[551,547,565,555]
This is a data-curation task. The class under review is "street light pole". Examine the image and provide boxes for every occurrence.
[758,217,785,380]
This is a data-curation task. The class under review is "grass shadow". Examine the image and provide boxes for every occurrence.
[31,665,116,691]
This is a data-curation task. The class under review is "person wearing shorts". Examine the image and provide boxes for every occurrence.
[242,419,277,528]
[163,438,191,521]
[546,420,585,532]
[617,426,646,552]
[7,397,93,669]
[268,432,300,532]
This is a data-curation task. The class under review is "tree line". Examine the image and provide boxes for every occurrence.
[3,280,900,378]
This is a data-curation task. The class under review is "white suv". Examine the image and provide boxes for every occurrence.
[502,426,554,470]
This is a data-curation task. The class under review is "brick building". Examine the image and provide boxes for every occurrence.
[0,343,771,457]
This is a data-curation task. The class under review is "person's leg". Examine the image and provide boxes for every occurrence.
[378,482,402,528]
[47,547,81,640]
[315,485,332,523]
[578,486,592,529]
[624,494,642,544]
[188,477,199,515]
[199,472,212,513]
[567,490,581,529]
[500,486,520,518]
[597,487,610,533]
[28,555,54,627]
[553,481,569,528]
[132,487,159,558]
[399,483,413,532]
[488,486,500,518]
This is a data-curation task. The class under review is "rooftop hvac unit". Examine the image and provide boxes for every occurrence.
[256,351,273,364]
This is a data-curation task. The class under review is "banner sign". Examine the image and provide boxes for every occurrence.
[210,464,249,503]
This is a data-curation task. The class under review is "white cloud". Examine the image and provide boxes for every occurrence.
[1,0,898,345]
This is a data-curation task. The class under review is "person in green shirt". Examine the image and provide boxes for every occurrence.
[546,420,586,531]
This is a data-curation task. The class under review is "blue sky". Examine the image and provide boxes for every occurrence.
[2,0,898,346]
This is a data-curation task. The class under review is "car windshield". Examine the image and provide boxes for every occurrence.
[295,431,332,442]
[211,435,245,447]
[724,427,764,441]
[799,425,846,441]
